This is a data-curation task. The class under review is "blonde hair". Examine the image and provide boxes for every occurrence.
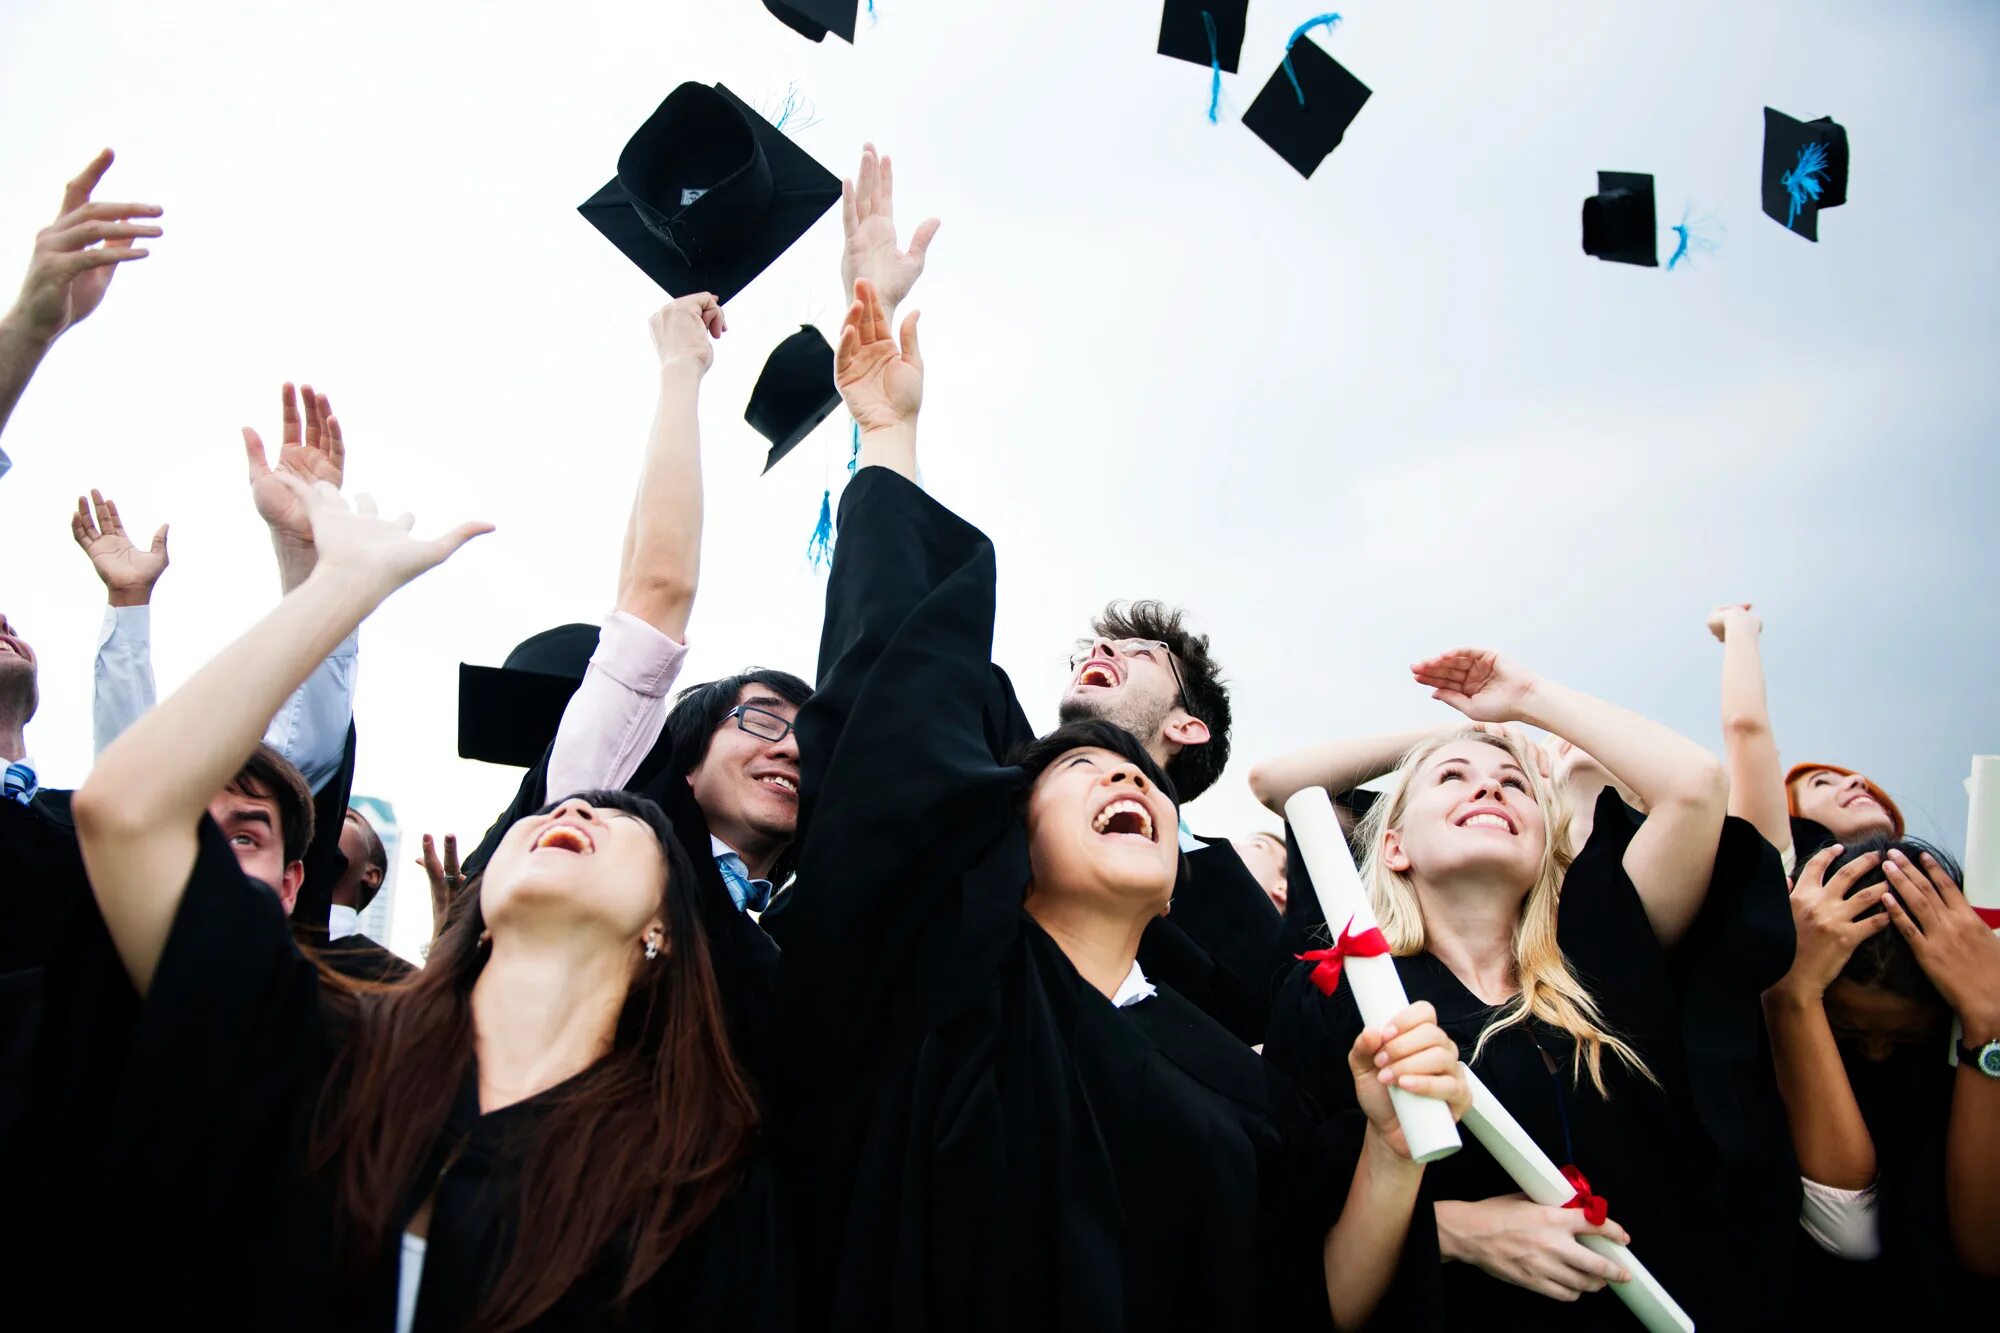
[1356,728,1653,1097]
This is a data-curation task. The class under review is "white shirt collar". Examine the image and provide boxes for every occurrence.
[328,903,361,941]
[1111,959,1158,1009]
[1176,818,1205,853]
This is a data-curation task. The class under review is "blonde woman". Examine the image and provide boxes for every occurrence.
[1255,648,1793,1331]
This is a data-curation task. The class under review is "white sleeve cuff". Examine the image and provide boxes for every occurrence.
[1799,1176,1881,1260]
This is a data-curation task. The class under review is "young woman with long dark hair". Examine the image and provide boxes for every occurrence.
[71,478,792,1331]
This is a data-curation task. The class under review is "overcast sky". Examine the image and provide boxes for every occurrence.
[4,0,1995,958]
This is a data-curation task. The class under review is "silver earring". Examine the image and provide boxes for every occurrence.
[644,938,660,961]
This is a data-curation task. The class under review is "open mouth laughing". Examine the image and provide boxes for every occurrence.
[533,823,596,855]
[1092,796,1158,843]
[1075,659,1122,690]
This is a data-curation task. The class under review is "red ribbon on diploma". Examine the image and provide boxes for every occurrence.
[1298,917,1392,996]
[1974,906,2000,930]
[1561,1165,1609,1226]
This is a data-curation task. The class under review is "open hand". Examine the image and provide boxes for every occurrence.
[1348,1000,1471,1159]
[282,477,491,596]
[245,382,346,548]
[840,143,939,315]
[835,277,922,433]
[418,832,464,939]
[1437,1193,1632,1302]
[70,489,168,607]
[1706,602,1760,643]
[1413,648,1540,724]
[1776,843,1890,998]
[10,149,161,345]
[1882,847,2000,1034]
[648,292,725,371]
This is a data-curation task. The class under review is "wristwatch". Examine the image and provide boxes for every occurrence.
[1960,1037,2000,1079]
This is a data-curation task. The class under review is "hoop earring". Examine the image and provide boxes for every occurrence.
[643,938,660,961]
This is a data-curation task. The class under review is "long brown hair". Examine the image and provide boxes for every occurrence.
[310,790,760,1330]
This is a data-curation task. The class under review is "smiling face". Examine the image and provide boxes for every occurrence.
[1792,769,1897,842]
[479,796,669,950]
[1024,745,1180,919]
[1382,740,1547,891]
[685,685,801,852]
[0,613,40,735]
[1057,639,1203,767]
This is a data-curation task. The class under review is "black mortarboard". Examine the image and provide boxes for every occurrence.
[1158,1,1246,73]
[1761,107,1849,241]
[458,624,599,767]
[1241,32,1372,178]
[747,325,841,473]
[1582,171,1658,267]
[763,0,857,44]
[578,83,841,303]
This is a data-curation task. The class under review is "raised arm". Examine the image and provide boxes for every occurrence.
[1415,648,1728,946]
[1248,728,1442,816]
[839,142,939,326]
[0,150,161,454]
[72,480,489,993]
[73,488,170,753]
[1709,603,1792,859]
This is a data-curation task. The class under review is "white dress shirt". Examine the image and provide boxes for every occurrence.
[545,611,690,800]
[1111,959,1158,1009]
[1799,1176,1880,1259]
[92,604,358,792]
[327,904,362,942]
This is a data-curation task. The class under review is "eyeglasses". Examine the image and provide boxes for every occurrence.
[725,704,796,743]
[1068,638,1192,716]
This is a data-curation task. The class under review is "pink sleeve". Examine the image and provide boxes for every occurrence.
[546,611,689,799]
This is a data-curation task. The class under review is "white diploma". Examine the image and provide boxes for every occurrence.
[1461,1067,1695,1332]
[1284,788,1462,1164]
[1964,756,2000,911]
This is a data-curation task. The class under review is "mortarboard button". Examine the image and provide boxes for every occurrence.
[747,325,842,473]
[578,83,841,303]
[1241,18,1371,178]
[1582,171,1659,267]
[1159,1,1247,73]
[1761,107,1848,241]
[764,0,858,44]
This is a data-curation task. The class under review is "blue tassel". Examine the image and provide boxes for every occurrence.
[1282,12,1343,106]
[1202,10,1222,124]
[1666,203,1724,271]
[867,0,877,19]
[848,419,860,475]
[1781,142,1829,229]
[771,82,820,134]
[806,489,835,568]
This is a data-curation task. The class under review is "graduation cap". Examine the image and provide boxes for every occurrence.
[747,325,842,473]
[579,83,841,303]
[1761,107,1848,241]
[1242,16,1371,178]
[458,624,599,767]
[763,0,857,43]
[1582,171,1658,267]
[1159,1,1246,72]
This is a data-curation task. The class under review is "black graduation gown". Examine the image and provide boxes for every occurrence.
[1788,1042,2000,1324]
[1265,788,1796,1332]
[65,816,795,1330]
[318,930,416,983]
[777,468,1430,1333]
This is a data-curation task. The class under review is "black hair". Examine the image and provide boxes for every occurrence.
[1832,834,1961,1008]
[230,743,316,866]
[344,807,389,911]
[662,668,814,771]
[1008,719,1181,811]
[1078,600,1231,802]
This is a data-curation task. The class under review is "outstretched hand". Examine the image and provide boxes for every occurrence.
[245,382,346,549]
[836,277,923,434]
[840,142,939,315]
[71,489,168,607]
[281,476,492,596]
[649,292,725,372]
[10,149,161,345]
[1706,602,1760,642]
[1413,648,1541,724]
[418,832,464,942]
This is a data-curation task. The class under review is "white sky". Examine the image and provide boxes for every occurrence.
[3,0,1996,959]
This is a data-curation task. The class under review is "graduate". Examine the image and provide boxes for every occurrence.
[1255,653,1794,1330]
[772,276,1467,1333]
[67,477,795,1331]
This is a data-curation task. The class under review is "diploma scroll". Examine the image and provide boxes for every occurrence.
[1461,1068,1695,1333]
[1964,756,2000,911]
[1284,789,1462,1164]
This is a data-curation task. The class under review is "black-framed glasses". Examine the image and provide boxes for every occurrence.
[1068,638,1192,715]
[725,704,796,743]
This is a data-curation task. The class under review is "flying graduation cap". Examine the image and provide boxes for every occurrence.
[1582,171,1658,267]
[1761,107,1848,241]
[578,83,841,303]
[764,0,858,43]
[746,325,843,473]
[1242,14,1372,178]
